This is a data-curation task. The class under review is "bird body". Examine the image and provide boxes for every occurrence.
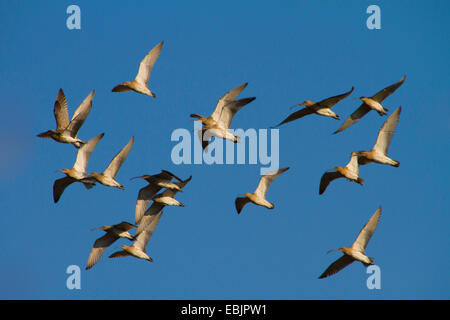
[319,207,381,279]
[358,97,387,116]
[235,167,289,214]
[152,194,184,207]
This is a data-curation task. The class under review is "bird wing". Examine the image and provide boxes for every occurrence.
[254,167,289,198]
[235,197,251,214]
[159,170,183,182]
[211,83,248,121]
[197,126,211,151]
[111,83,132,92]
[109,250,131,258]
[274,107,314,127]
[65,90,94,138]
[135,41,164,85]
[333,103,371,134]
[346,152,360,176]
[318,255,355,279]
[54,88,69,132]
[373,107,401,155]
[352,207,382,253]
[318,87,354,108]
[135,184,162,224]
[115,221,137,232]
[134,211,163,252]
[86,232,119,270]
[136,203,164,235]
[319,171,343,195]
[217,97,255,129]
[103,136,134,179]
[371,75,406,102]
[53,176,76,203]
[73,133,104,173]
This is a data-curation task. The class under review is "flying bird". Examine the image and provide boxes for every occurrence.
[319,207,382,279]
[235,167,289,214]
[89,137,134,190]
[274,87,354,127]
[112,41,164,97]
[53,133,104,203]
[319,152,364,195]
[132,170,184,224]
[190,83,255,150]
[86,221,137,270]
[334,75,405,134]
[136,176,192,235]
[354,107,402,167]
[37,89,94,148]
[109,211,163,262]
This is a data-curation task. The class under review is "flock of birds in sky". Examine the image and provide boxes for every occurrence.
[37,40,406,279]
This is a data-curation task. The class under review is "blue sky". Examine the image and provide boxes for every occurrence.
[0,1,449,299]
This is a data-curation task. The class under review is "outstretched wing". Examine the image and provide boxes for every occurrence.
[319,171,343,195]
[373,107,401,155]
[135,184,162,224]
[103,137,134,179]
[54,88,69,132]
[318,87,354,109]
[235,197,251,214]
[254,167,289,198]
[134,211,163,252]
[217,97,255,129]
[371,75,406,102]
[66,90,94,138]
[333,103,371,134]
[73,133,104,173]
[352,207,382,253]
[53,176,76,203]
[274,108,314,127]
[86,232,119,270]
[211,83,248,121]
[135,41,164,85]
[318,255,355,279]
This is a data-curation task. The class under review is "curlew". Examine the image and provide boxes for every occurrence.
[112,41,164,97]
[319,152,364,195]
[354,107,402,167]
[274,87,354,127]
[132,170,184,224]
[109,211,163,262]
[319,207,382,279]
[37,89,94,148]
[53,133,104,203]
[235,167,289,214]
[86,221,136,270]
[136,176,192,236]
[190,83,255,150]
[334,76,405,134]
[89,137,134,190]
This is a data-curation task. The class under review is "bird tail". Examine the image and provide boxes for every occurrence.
[392,160,400,167]
[357,177,365,185]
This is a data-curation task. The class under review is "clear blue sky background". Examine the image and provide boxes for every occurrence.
[0,1,448,299]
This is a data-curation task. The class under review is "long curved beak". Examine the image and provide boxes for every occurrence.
[326,248,339,254]
[130,175,148,181]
